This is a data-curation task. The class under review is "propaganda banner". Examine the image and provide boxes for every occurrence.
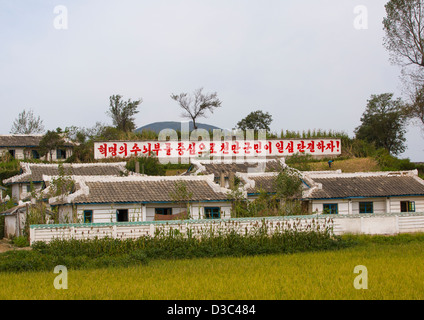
[94,139,341,160]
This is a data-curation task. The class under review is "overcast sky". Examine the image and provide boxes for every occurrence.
[1,0,423,160]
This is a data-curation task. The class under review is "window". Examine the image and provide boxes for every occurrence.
[116,209,129,222]
[83,210,93,223]
[56,149,66,160]
[8,150,15,158]
[26,185,32,193]
[359,202,373,214]
[401,201,415,213]
[205,207,221,219]
[323,203,338,215]
[32,150,40,159]
[155,208,172,215]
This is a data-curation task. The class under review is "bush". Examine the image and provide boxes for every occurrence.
[13,236,29,248]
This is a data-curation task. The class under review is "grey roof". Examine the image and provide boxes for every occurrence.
[189,160,283,177]
[307,175,424,199]
[246,175,277,194]
[51,178,230,205]
[0,135,74,148]
[4,163,128,184]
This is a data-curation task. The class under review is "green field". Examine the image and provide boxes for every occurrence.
[0,234,423,300]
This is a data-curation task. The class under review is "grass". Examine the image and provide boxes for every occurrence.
[308,157,381,173]
[0,234,423,300]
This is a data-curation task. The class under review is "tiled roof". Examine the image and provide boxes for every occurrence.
[245,175,277,194]
[307,175,424,199]
[49,176,230,205]
[0,135,74,147]
[188,159,283,177]
[3,162,128,184]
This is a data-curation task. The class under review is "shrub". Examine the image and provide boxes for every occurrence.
[13,236,29,248]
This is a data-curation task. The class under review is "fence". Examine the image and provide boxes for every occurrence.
[29,212,424,245]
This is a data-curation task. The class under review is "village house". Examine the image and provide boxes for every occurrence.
[237,169,424,215]
[0,134,75,161]
[0,185,6,202]
[3,162,129,201]
[304,170,424,215]
[45,175,233,224]
[186,158,285,188]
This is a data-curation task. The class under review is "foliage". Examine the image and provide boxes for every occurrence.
[107,94,142,132]
[126,156,166,176]
[237,110,273,132]
[280,129,349,139]
[405,83,424,127]
[0,155,21,184]
[10,109,45,134]
[374,148,422,172]
[12,236,30,247]
[0,218,344,273]
[354,93,407,155]
[170,88,222,130]
[284,153,313,171]
[383,0,424,71]
[168,181,193,219]
[47,163,75,199]
[38,130,66,162]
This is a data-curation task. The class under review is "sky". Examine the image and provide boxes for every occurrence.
[1,0,423,161]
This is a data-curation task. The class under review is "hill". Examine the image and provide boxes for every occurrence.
[135,121,221,134]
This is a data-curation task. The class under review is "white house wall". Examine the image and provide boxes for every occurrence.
[12,183,43,201]
[59,202,233,223]
[0,147,73,161]
[311,196,424,214]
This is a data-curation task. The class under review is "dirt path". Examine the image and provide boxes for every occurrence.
[0,239,31,253]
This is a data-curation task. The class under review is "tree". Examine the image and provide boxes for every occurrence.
[168,181,193,219]
[405,84,424,126]
[236,110,273,132]
[383,1,424,71]
[126,156,166,176]
[354,93,407,155]
[170,88,222,130]
[10,109,45,134]
[38,130,65,162]
[107,95,142,132]
[273,166,304,216]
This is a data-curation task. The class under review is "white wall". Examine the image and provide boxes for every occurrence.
[311,197,424,215]
[59,202,233,224]
[11,183,43,201]
[0,147,73,161]
[30,213,424,244]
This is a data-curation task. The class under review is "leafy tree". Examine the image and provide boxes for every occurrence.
[273,166,304,216]
[405,84,424,126]
[237,110,273,132]
[38,130,65,162]
[107,95,142,132]
[354,93,407,155]
[126,156,166,176]
[170,88,222,130]
[10,109,45,134]
[168,181,193,219]
[383,0,424,70]
[383,0,424,101]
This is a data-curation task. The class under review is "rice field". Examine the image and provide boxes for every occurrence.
[0,235,423,300]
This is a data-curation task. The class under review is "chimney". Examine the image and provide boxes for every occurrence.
[135,161,140,174]
[220,170,225,188]
[229,172,235,189]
